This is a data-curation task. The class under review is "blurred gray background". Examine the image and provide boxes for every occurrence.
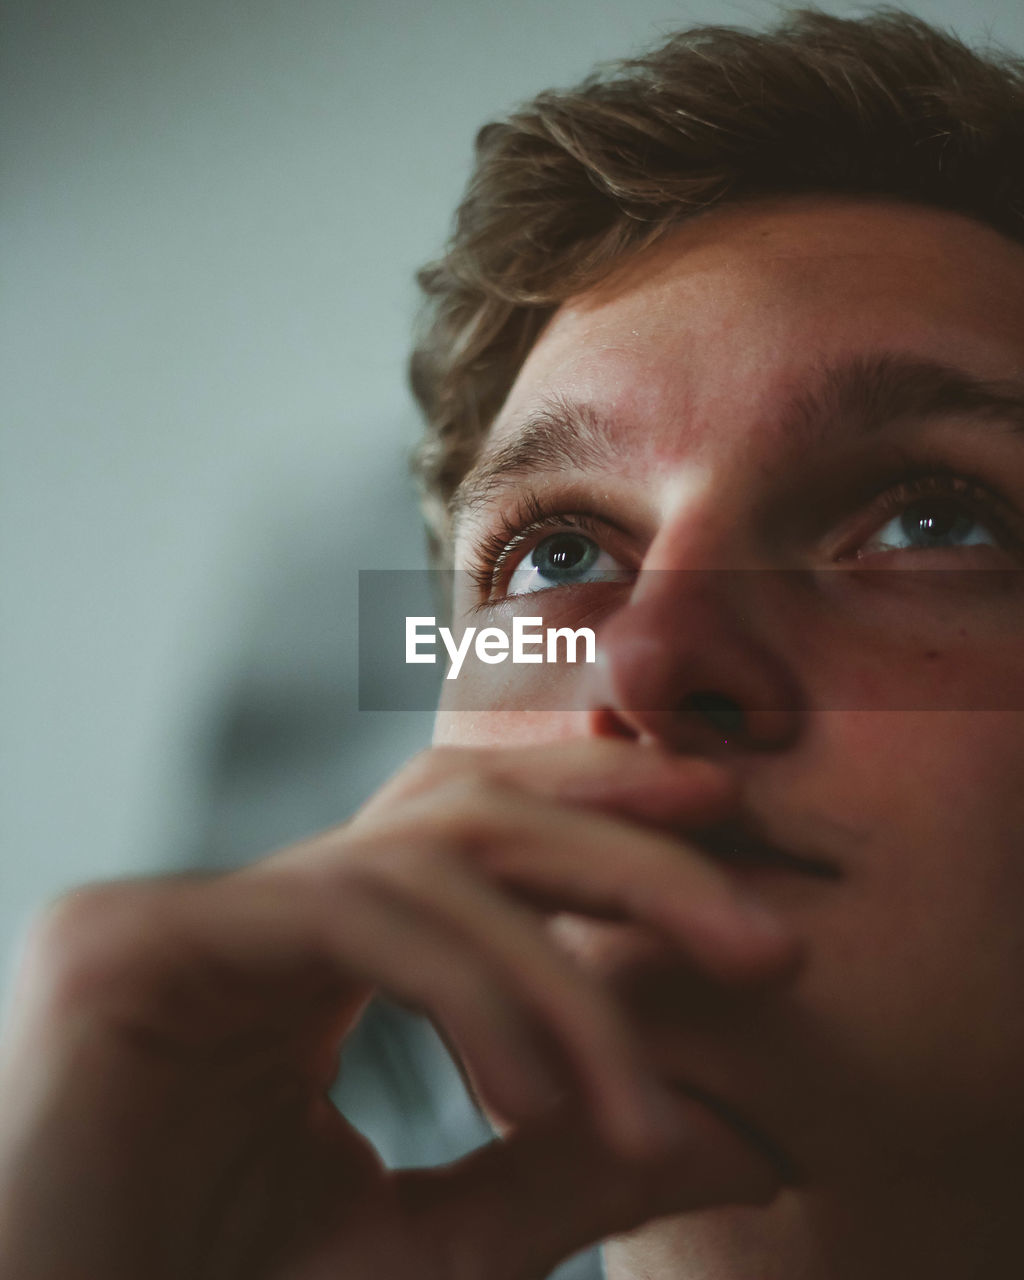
[4,0,1024,1274]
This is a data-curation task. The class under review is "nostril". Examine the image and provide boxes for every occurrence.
[683,691,745,736]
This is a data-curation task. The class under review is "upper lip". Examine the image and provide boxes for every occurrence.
[685,816,841,880]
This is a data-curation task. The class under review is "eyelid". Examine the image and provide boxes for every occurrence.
[831,469,1024,562]
[465,465,1024,590]
[466,490,636,599]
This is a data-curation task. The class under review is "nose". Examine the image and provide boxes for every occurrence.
[586,569,803,753]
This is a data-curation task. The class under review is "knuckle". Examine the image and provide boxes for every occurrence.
[341,834,461,896]
[429,773,502,829]
[21,881,176,1014]
[348,749,461,823]
[395,746,460,795]
[30,882,131,961]
[366,777,508,865]
[394,746,492,801]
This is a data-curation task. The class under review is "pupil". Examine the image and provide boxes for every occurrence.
[534,533,595,577]
[902,499,967,544]
[547,535,584,568]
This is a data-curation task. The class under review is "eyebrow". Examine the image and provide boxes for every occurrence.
[449,353,1024,528]
[790,351,1024,450]
[449,394,635,527]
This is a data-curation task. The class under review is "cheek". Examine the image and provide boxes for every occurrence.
[809,711,1024,951]
[828,709,1024,836]
[791,711,1024,1131]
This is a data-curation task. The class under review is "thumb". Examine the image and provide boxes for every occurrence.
[394,1093,783,1280]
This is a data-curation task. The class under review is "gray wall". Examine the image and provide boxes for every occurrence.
[5,0,1024,991]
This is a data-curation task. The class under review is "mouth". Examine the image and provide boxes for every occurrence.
[686,818,841,881]
[671,1079,803,1186]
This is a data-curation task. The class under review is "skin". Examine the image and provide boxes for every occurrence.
[437,197,1024,1277]
[0,743,791,1280]
[1,196,1023,1280]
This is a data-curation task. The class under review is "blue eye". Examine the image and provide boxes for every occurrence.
[506,531,623,595]
[861,496,997,555]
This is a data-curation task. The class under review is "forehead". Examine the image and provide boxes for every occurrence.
[489,197,1024,458]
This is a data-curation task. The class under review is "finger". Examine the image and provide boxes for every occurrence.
[205,860,669,1156]
[334,842,682,1156]
[395,1094,783,1280]
[363,739,737,830]
[387,781,798,984]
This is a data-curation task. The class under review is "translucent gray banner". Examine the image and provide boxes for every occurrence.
[358,569,1024,712]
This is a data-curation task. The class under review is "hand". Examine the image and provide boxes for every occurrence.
[0,740,797,1280]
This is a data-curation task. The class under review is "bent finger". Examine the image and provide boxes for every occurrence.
[395,1095,782,1280]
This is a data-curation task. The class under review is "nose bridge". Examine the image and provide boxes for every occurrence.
[588,564,803,751]
[643,448,764,571]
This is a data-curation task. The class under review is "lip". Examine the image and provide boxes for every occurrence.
[686,817,841,880]
[671,1079,804,1186]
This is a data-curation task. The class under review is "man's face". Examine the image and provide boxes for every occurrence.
[434,198,1024,1276]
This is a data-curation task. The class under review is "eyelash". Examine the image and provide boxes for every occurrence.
[467,491,616,598]
[467,467,1023,598]
[843,468,1021,558]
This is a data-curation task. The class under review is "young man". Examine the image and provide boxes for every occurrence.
[3,9,1024,1278]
